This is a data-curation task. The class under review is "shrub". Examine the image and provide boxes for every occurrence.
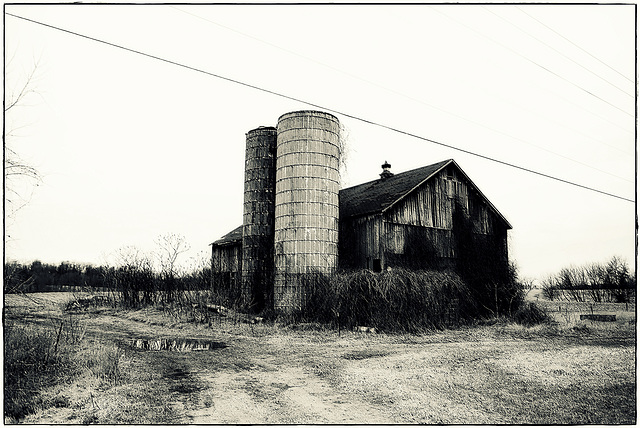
[4,324,75,421]
[4,318,125,422]
[540,257,636,303]
[512,302,551,326]
[298,268,476,333]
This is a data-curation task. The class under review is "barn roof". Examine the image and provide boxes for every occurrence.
[211,225,243,246]
[339,159,450,218]
[212,159,512,245]
[339,159,512,229]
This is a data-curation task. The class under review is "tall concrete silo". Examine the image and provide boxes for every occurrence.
[242,126,277,312]
[274,110,341,312]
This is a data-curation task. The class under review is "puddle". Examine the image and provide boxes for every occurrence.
[131,338,227,352]
[342,350,390,360]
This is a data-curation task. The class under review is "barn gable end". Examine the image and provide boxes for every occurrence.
[339,160,511,272]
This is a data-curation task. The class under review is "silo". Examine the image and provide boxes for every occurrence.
[242,126,277,312]
[274,111,341,312]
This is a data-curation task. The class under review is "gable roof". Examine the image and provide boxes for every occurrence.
[339,159,450,218]
[211,225,243,246]
[339,159,512,229]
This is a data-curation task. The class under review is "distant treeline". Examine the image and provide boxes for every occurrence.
[4,260,212,295]
[541,256,636,303]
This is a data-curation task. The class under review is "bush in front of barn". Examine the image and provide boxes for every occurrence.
[298,268,478,333]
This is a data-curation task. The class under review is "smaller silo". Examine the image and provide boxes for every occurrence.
[242,126,277,312]
[273,111,341,313]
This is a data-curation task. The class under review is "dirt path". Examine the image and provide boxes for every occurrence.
[101,316,396,424]
[183,343,394,424]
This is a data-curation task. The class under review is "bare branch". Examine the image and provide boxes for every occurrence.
[5,61,39,112]
[4,55,44,222]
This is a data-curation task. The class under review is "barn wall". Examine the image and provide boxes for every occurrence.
[339,214,383,270]
[382,222,457,270]
[211,243,242,290]
[340,165,508,272]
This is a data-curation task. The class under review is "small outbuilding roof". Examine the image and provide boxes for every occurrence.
[211,225,243,246]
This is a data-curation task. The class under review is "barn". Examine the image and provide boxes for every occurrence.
[339,159,512,272]
[210,110,511,313]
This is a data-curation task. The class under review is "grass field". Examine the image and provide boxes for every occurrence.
[3,290,636,424]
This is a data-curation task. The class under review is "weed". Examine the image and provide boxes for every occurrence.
[4,316,125,422]
[4,323,75,421]
[512,302,551,326]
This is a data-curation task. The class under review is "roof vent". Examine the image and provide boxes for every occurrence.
[380,161,393,180]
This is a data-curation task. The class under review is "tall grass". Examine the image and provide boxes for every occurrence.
[291,268,478,333]
[4,318,124,422]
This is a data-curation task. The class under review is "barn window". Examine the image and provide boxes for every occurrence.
[373,259,382,273]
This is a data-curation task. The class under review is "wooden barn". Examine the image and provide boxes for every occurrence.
[211,159,511,289]
[338,159,512,273]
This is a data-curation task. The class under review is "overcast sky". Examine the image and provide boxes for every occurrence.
[4,3,636,280]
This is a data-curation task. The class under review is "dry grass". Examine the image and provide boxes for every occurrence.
[3,320,128,423]
[4,291,636,424]
[328,327,635,423]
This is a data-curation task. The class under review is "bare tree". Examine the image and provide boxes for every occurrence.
[111,245,154,271]
[154,233,191,279]
[5,55,43,223]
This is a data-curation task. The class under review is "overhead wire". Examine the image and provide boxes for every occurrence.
[429,6,634,119]
[5,12,635,204]
[515,5,635,85]
[482,6,634,99]
[384,8,634,140]
[172,6,634,169]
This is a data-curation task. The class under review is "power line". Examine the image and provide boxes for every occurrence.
[172,6,634,171]
[482,6,634,99]
[516,6,635,85]
[6,12,634,204]
[430,6,634,119]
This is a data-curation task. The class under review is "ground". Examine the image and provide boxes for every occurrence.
[3,290,636,424]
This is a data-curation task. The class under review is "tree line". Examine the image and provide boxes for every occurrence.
[541,256,635,303]
[4,259,213,295]
[4,234,212,301]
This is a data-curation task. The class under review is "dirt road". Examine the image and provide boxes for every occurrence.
[118,326,397,424]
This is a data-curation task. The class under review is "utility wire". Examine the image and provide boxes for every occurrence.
[482,6,634,99]
[173,6,634,171]
[6,12,634,204]
[516,6,635,85]
[430,6,634,118]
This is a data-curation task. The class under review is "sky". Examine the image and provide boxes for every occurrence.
[3,3,636,281]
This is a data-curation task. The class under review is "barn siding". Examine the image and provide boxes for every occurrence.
[211,243,242,289]
[341,166,508,272]
[339,214,383,270]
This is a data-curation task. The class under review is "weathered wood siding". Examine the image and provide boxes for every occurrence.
[340,165,508,271]
[339,214,383,270]
[211,243,242,289]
